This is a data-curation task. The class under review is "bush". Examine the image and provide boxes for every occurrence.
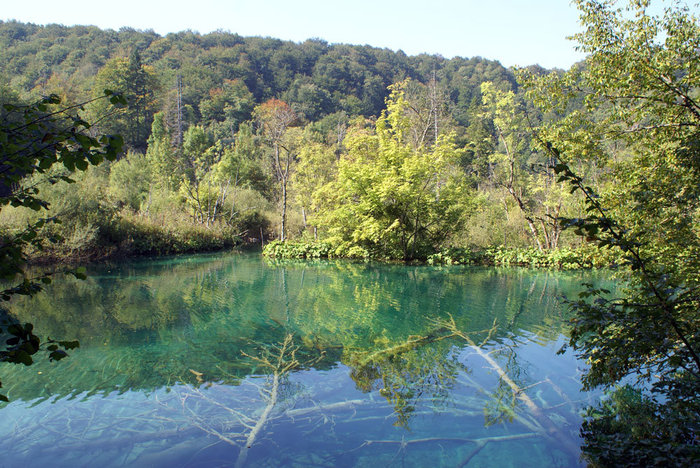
[107,214,240,256]
[264,241,619,270]
[426,247,483,265]
[108,151,152,212]
[262,240,333,259]
[427,245,619,269]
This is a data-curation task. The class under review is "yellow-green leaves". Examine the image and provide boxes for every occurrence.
[315,89,473,260]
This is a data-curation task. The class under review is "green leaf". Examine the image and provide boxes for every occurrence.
[49,350,68,361]
[74,267,87,280]
[58,340,80,350]
[15,350,33,366]
[75,159,88,171]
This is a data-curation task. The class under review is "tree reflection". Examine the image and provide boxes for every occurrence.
[348,340,463,428]
[0,254,612,467]
[2,254,604,404]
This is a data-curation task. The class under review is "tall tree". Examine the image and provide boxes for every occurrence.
[179,125,221,226]
[402,75,451,150]
[480,81,568,250]
[524,1,700,464]
[199,78,255,130]
[291,138,337,239]
[253,99,298,241]
[91,51,159,151]
[315,87,474,260]
[145,112,178,190]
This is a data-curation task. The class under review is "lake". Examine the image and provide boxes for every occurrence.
[0,252,612,467]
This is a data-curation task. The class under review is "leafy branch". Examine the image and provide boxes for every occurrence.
[0,90,125,401]
[542,142,700,377]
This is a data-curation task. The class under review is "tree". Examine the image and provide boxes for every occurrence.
[524,1,700,464]
[199,78,255,130]
[282,77,332,122]
[315,87,474,260]
[91,50,159,151]
[145,111,179,190]
[207,137,256,228]
[179,125,219,226]
[291,137,337,239]
[480,81,569,250]
[253,99,298,241]
[108,150,152,212]
[401,76,451,150]
[0,91,124,400]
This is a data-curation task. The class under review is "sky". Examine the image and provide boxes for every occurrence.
[1,0,591,69]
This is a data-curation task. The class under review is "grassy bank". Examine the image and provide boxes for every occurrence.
[9,213,245,266]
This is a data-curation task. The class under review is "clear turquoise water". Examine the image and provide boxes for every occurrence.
[0,252,612,467]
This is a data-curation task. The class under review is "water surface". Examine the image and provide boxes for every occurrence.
[0,252,611,467]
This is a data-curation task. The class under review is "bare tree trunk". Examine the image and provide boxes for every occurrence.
[273,140,292,242]
[498,126,543,251]
[536,201,562,249]
[506,185,543,251]
[336,113,347,160]
[186,182,205,225]
[430,69,440,148]
[175,74,183,147]
[280,180,287,241]
[525,218,543,250]
[551,202,562,249]
[205,182,212,227]
[539,219,550,250]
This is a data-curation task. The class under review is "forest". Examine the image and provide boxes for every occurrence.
[0,0,698,466]
[0,11,550,261]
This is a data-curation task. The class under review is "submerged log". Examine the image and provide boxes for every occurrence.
[234,372,279,468]
[348,327,453,368]
[285,399,366,418]
[35,426,200,454]
[356,433,539,468]
[235,334,299,468]
[437,315,581,461]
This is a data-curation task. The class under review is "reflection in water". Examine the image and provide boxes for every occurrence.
[0,252,612,467]
[349,336,463,429]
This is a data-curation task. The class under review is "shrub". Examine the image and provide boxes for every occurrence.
[427,245,619,269]
[107,214,240,256]
[262,240,333,259]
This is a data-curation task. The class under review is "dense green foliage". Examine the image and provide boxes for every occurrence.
[264,242,617,269]
[314,83,475,260]
[262,240,332,259]
[523,0,700,464]
[580,385,698,467]
[0,22,515,122]
[0,20,561,261]
[0,91,125,400]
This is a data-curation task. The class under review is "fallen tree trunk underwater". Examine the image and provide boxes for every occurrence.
[348,315,581,461]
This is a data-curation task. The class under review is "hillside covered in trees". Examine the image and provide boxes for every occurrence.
[0,19,559,260]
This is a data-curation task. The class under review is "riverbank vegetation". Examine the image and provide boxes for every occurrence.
[1,9,572,264]
[263,240,617,269]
